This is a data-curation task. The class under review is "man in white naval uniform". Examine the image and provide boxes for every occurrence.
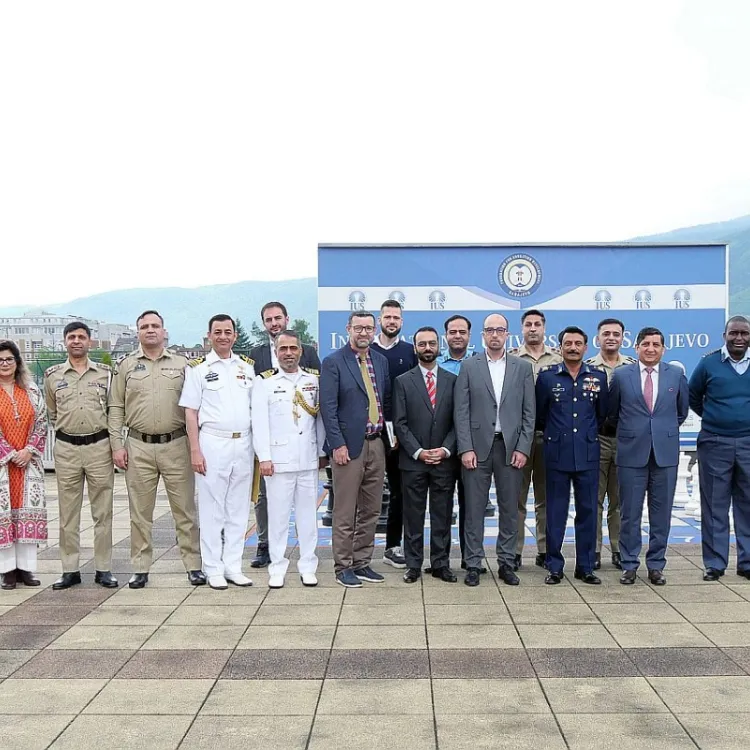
[180,314,255,590]
[252,330,327,588]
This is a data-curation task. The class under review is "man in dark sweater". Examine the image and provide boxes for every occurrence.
[689,315,750,581]
[371,300,418,567]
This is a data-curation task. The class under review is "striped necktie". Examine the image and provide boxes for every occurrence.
[426,370,436,409]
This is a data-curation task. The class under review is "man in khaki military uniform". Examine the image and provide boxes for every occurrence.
[585,317,636,570]
[108,310,204,589]
[509,309,563,570]
[45,322,118,590]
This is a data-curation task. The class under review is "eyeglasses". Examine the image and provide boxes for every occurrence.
[483,327,507,335]
[0,357,16,365]
[351,325,375,334]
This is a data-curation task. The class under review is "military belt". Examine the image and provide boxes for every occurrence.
[56,429,109,447]
[129,427,187,444]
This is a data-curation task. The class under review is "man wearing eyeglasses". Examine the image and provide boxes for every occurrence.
[320,312,392,588]
[454,313,535,586]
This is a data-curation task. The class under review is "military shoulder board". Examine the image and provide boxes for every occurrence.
[188,357,206,368]
[45,363,64,376]
[94,362,111,371]
[240,355,255,366]
[702,349,721,359]
[507,347,519,356]
[538,364,555,373]
[301,366,319,376]
[623,356,638,364]
[260,368,278,379]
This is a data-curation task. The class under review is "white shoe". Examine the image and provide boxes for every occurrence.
[268,574,285,589]
[208,575,228,590]
[300,573,318,587]
[225,573,253,587]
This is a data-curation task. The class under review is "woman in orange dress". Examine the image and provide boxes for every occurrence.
[0,340,47,590]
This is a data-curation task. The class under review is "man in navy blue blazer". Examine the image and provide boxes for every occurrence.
[607,327,689,585]
[320,311,392,588]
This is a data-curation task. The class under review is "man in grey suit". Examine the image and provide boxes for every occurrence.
[454,313,536,586]
[607,326,689,586]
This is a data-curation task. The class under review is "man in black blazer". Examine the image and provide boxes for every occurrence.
[248,301,321,567]
[394,327,458,583]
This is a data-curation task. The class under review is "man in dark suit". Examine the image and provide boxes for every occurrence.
[608,326,689,585]
[320,311,391,588]
[393,326,458,583]
[248,301,321,568]
[454,313,536,586]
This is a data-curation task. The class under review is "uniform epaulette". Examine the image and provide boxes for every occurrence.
[702,349,721,358]
[240,355,255,366]
[301,366,319,376]
[94,361,111,371]
[260,368,278,379]
[115,352,132,365]
[507,347,520,356]
[188,357,206,368]
[584,357,596,364]
[623,355,637,363]
[538,364,556,373]
[44,363,64,376]
[588,362,607,373]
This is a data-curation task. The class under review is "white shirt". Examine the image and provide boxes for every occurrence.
[487,354,507,432]
[179,350,254,432]
[639,361,660,409]
[270,343,279,370]
[721,345,750,375]
[413,365,449,460]
[376,334,399,350]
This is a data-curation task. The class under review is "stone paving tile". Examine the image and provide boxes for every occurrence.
[506,603,598,624]
[103,588,192,606]
[656,584,746,603]
[318,677,432,714]
[221,649,329,679]
[338,603,425,626]
[49,624,158,650]
[676,712,750,749]
[626,647,746,676]
[14,649,134,678]
[499,585,584,603]
[0,678,107,713]
[24,587,118,607]
[164,604,258,626]
[607,623,715,649]
[588,602,688,624]
[84,678,214,714]
[429,649,535,678]
[721,647,750,674]
[671,601,750,622]
[0,605,93,626]
[309,715,436,750]
[427,624,524,649]
[517,623,619,649]
[49,714,193,749]
[556,713,696,749]
[541,676,668,713]
[333,625,426,650]
[0,625,70,650]
[239,625,335,649]
[650,675,750,712]
[78,605,176,626]
[0,649,37,677]
[0,587,43,604]
[527,648,640,678]
[422,586,503,604]
[116,649,232,679]
[573,584,667,603]
[252,604,340,626]
[202,679,321,715]
[0,714,76,750]
[436,714,565,749]
[695,622,750,646]
[184,586,268,606]
[182,716,312,750]
[143,625,246,650]
[424,604,511,625]
[432,678,551,714]
[343,586,421,605]
[326,649,430,678]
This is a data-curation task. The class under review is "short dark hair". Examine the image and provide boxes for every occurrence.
[597,318,625,333]
[636,326,664,345]
[725,315,750,333]
[414,326,439,343]
[521,309,546,324]
[274,329,301,348]
[136,310,164,327]
[444,315,471,332]
[208,314,235,332]
[63,321,91,338]
[380,300,403,313]
[559,326,588,345]
[261,302,288,320]
[347,311,376,326]
[0,340,29,388]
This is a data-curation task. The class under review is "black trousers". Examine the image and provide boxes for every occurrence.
[385,444,404,548]
[402,467,455,570]
[455,467,466,562]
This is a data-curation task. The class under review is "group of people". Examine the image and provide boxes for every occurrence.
[0,300,748,592]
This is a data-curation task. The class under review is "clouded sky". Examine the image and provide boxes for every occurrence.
[2,0,748,305]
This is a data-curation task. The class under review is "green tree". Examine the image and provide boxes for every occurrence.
[250,321,269,347]
[291,318,316,346]
[235,317,254,352]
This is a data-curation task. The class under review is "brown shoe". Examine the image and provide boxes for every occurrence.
[17,569,40,586]
[1,569,17,590]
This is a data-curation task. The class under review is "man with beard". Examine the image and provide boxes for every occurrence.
[689,316,750,581]
[371,300,417,569]
[393,327,458,583]
[509,309,562,571]
[248,302,321,568]
[585,318,636,570]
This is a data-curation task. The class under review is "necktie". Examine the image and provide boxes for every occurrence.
[644,367,654,413]
[359,355,380,425]
[426,370,436,409]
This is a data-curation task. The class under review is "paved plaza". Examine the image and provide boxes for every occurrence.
[1,476,750,749]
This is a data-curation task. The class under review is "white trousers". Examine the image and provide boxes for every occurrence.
[0,543,37,573]
[266,469,319,578]
[196,433,254,578]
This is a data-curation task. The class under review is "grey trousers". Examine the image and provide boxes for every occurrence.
[462,435,523,569]
[255,476,268,545]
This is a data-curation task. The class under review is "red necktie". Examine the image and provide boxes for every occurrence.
[426,370,436,409]
[644,367,654,413]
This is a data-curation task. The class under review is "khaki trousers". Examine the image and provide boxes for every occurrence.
[516,431,547,554]
[124,435,201,573]
[331,438,385,574]
[54,439,114,573]
[597,434,620,552]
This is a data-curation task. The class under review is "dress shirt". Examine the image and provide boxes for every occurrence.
[487,354,507,433]
[270,343,279,370]
[375,334,399,351]
[412,364,450,461]
[721,345,750,375]
[437,350,473,375]
[639,361,660,410]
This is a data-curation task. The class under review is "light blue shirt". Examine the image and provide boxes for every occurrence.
[721,345,750,375]
[437,350,474,375]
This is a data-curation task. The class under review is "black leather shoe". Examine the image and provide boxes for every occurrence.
[431,567,457,583]
[128,573,149,589]
[460,561,487,574]
[574,569,602,585]
[620,570,637,585]
[498,564,520,586]
[648,569,666,586]
[403,567,421,584]
[94,570,118,588]
[17,569,41,587]
[513,553,522,571]
[545,571,563,585]
[1,569,17,590]
[703,568,724,581]
[736,569,750,580]
[535,553,546,568]
[611,552,622,569]
[250,544,270,568]
[187,570,207,586]
[464,567,481,586]
[52,571,82,590]
[594,552,601,570]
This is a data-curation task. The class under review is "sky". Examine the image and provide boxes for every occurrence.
[1,0,749,305]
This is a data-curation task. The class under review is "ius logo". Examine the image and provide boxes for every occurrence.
[388,290,406,308]
[594,289,612,310]
[429,290,446,310]
[674,289,691,309]
[634,289,652,310]
[348,290,367,311]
